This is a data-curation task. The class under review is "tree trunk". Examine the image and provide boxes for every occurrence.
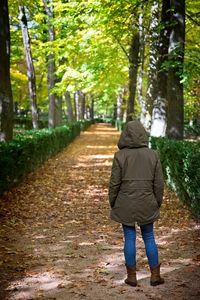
[137,3,149,129]
[74,91,80,121]
[146,1,159,118]
[117,91,122,121]
[55,96,62,126]
[43,0,56,128]
[65,91,74,122]
[75,90,85,120]
[80,91,85,120]
[18,5,39,129]
[0,0,13,141]
[150,0,171,137]
[85,105,90,119]
[73,93,77,121]
[90,96,94,120]
[117,87,126,121]
[126,33,140,122]
[113,104,117,120]
[167,0,185,139]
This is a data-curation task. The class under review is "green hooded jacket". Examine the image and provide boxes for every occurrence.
[109,120,164,226]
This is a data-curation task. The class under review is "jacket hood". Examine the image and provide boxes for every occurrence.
[118,120,148,149]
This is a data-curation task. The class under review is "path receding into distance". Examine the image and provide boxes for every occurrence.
[0,123,199,300]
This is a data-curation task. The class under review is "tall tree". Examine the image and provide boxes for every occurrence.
[167,0,185,139]
[137,2,148,128]
[150,0,171,137]
[74,90,85,120]
[43,0,56,128]
[0,0,13,141]
[126,32,140,121]
[55,95,62,126]
[116,87,126,121]
[89,95,94,120]
[18,4,39,129]
[65,91,74,122]
[146,1,159,118]
[80,91,85,120]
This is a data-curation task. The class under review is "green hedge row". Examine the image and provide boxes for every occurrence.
[14,116,95,130]
[14,116,48,129]
[0,120,93,195]
[151,137,200,220]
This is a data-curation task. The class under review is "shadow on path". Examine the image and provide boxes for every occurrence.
[0,123,199,300]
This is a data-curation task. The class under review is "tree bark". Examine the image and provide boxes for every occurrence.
[80,91,85,120]
[150,0,171,137]
[167,0,185,139]
[75,90,85,120]
[65,91,74,122]
[73,93,77,121]
[55,96,62,126]
[117,87,126,121]
[137,3,149,129]
[146,1,159,118]
[117,91,122,121]
[74,91,80,121]
[126,33,140,122]
[0,0,13,141]
[43,0,56,128]
[90,96,94,120]
[18,5,39,129]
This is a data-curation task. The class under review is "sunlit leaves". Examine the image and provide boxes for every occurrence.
[7,0,200,118]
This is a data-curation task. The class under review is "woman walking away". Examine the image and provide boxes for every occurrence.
[109,120,164,287]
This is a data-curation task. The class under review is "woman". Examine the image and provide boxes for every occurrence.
[109,120,164,287]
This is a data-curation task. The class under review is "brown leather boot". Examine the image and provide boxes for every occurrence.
[150,264,164,286]
[125,265,137,287]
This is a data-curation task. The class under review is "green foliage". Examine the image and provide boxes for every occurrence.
[115,119,126,131]
[7,0,200,122]
[0,121,92,195]
[184,122,200,137]
[79,119,94,131]
[14,115,48,130]
[151,137,200,221]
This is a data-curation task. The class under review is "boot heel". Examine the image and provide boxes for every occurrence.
[125,265,137,287]
[150,264,164,286]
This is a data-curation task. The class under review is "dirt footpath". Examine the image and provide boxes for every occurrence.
[0,123,199,300]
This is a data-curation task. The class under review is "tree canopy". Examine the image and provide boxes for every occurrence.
[0,0,199,139]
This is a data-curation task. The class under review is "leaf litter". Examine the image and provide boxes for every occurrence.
[0,123,199,300]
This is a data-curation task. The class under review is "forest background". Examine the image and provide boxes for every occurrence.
[0,0,199,140]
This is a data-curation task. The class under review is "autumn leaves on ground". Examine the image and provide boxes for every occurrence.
[0,124,200,300]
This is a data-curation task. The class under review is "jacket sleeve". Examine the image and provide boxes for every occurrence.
[108,154,122,208]
[153,157,164,207]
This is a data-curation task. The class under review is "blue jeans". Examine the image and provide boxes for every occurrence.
[122,223,159,268]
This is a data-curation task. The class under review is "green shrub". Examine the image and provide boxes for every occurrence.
[79,119,94,131]
[0,121,94,195]
[184,123,200,137]
[115,120,126,131]
[151,137,200,220]
[14,116,48,129]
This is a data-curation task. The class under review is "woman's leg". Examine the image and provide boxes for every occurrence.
[140,223,159,268]
[122,224,136,267]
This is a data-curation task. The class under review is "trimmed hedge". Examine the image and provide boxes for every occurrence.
[0,120,93,195]
[151,137,200,220]
[14,116,48,129]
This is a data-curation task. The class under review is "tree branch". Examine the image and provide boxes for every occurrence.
[186,12,200,26]
[113,35,129,60]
